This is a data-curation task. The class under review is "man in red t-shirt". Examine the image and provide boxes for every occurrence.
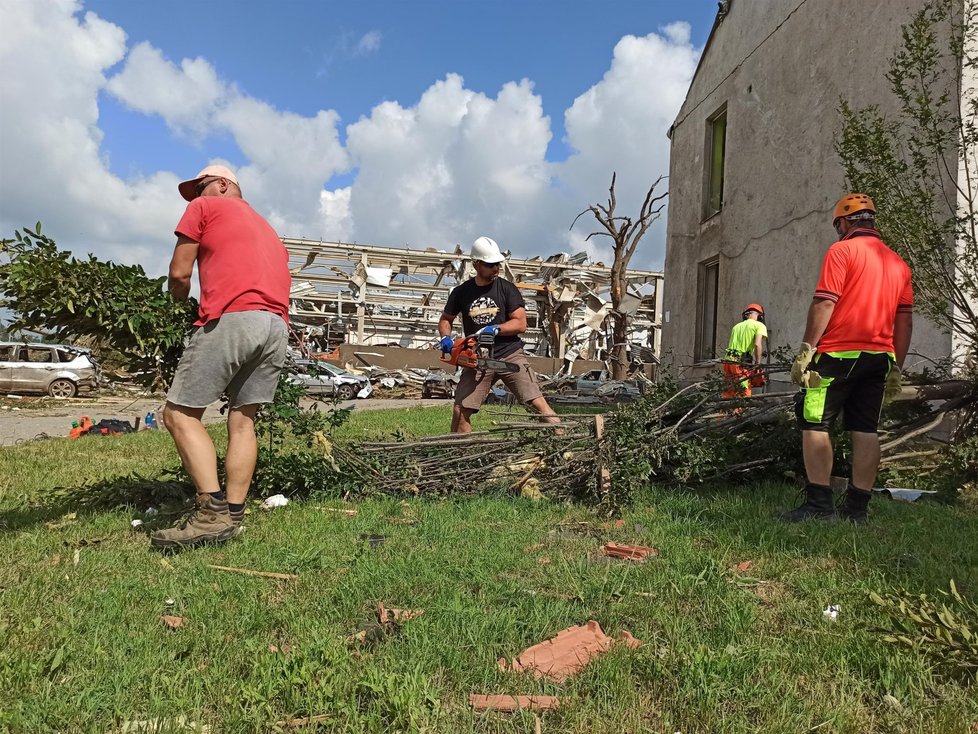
[151,164,291,550]
[782,193,913,525]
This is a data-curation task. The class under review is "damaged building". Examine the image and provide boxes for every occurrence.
[661,0,972,376]
[284,237,663,371]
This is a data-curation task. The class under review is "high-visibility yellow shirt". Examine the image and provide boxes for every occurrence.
[725,319,768,359]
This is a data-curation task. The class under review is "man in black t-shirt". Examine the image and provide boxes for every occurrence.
[438,236,560,433]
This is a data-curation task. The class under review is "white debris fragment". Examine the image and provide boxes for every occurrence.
[260,494,290,510]
[145,507,159,517]
[822,604,841,621]
[131,519,144,528]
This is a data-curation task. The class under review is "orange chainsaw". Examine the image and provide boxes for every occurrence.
[440,331,518,373]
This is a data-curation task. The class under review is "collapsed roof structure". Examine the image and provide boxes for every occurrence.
[285,238,664,363]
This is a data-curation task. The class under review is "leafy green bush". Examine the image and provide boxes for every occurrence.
[0,224,195,389]
[251,371,361,499]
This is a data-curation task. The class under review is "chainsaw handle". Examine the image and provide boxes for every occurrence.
[441,336,479,369]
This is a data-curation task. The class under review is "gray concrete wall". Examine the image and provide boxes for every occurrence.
[662,0,953,377]
[329,344,609,378]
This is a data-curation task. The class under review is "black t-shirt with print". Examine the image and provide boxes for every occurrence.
[444,277,526,358]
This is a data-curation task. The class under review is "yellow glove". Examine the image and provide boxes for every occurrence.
[883,364,902,404]
[790,342,821,388]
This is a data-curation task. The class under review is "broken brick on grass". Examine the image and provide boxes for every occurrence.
[498,620,642,683]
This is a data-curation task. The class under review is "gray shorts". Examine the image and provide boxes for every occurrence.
[455,349,544,412]
[167,311,288,408]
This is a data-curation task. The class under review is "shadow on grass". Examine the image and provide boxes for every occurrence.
[654,481,978,594]
[0,475,195,533]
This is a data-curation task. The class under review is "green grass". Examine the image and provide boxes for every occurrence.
[1,407,976,732]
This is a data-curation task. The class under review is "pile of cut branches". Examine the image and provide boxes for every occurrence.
[344,377,802,512]
[52,369,976,516]
[344,374,976,512]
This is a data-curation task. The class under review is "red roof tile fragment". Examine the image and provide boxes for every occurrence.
[602,542,657,561]
[498,620,642,683]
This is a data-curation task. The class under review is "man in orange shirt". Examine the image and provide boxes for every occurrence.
[782,194,913,524]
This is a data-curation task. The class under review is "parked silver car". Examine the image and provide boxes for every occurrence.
[0,342,99,397]
[287,359,371,400]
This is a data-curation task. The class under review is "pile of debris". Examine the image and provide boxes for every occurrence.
[338,357,646,405]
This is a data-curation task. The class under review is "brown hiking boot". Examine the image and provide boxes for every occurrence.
[150,493,237,550]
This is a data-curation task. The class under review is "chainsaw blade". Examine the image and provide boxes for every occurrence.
[476,359,519,373]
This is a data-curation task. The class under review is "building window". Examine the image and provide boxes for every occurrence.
[695,256,720,361]
[704,106,727,218]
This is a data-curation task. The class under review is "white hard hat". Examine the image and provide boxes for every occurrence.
[471,236,506,263]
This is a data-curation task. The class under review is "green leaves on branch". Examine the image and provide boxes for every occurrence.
[836,0,978,361]
[0,224,196,389]
[870,580,978,681]
[251,371,358,499]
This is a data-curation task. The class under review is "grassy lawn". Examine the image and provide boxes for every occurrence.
[1,406,976,732]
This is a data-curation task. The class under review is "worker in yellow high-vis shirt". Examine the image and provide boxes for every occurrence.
[722,304,768,398]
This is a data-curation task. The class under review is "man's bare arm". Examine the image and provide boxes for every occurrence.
[753,333,764,365]
[801,298,836,347]
[893,312,913,367]
[168,235,198,301]
[498,306,528,336]
[438,312,455,338]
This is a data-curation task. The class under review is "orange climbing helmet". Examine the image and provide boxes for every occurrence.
[743,303,765,322]
[833,193,875,222]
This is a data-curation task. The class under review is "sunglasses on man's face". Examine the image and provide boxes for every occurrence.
[476,261,501,269]
[195,178,220,196]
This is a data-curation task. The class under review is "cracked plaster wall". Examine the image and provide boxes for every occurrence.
[662,0,958,376]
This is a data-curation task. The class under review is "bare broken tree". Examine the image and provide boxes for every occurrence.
[571,173,667,379]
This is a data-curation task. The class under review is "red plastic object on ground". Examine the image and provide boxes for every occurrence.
[68,416,94,439]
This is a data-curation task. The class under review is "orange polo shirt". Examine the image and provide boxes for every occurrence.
[813,228,913,354]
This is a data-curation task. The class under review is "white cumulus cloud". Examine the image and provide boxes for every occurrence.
[0,0,178,273]
[105,42,225,135]
[0,1,699,279]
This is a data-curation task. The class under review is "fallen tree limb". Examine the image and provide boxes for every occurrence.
[881,413,950,453]
[701,457,777,482]
[880,449,941,464]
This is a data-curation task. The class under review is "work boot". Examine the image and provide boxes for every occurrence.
[150,493,237,550]
[779,483,837,523]
[838,486,871,525]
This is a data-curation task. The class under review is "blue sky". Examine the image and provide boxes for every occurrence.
[1,0,718,274]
